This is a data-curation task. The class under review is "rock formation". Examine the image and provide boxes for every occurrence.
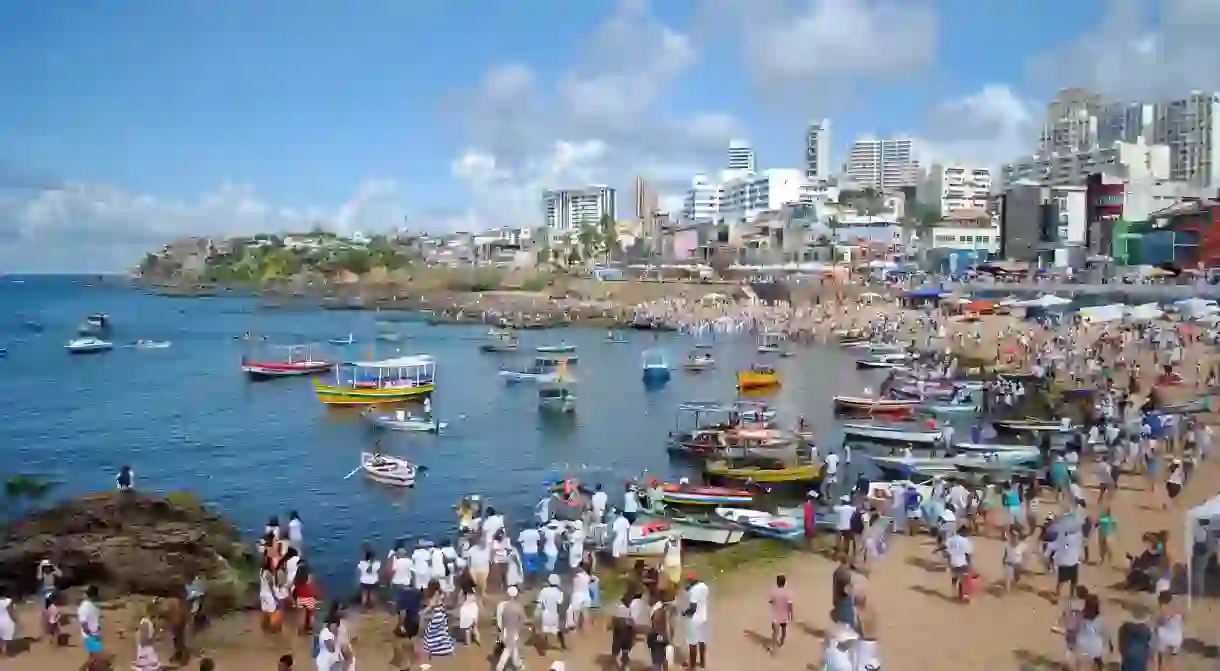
[0,492,255,612]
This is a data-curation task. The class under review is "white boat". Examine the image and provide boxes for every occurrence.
[626,523,681,556]
[538,382,577,412]
[920,402,979,415]
[642,349,671,382]
[359,452,418,487]
[66,337,113,354]
[757,332,784,354]
[953,442,1038,454]
[841,422,941,444]
[500,367,559,383]
[133,340,172,349]
[855,358,909,370]
[871,451,1040,475]
[536,343,576,354]
[993,419,1072,433]
[714,507,803,540]
[362,408,447,433]
[328,333,355,345]
[636,511,744,545]
[683,351,715,371]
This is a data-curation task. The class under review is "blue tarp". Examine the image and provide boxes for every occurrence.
[905,288,942,298]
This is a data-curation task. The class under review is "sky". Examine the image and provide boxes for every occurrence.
[3,0,1220,272]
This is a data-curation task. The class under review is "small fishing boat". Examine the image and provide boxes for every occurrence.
[953,442,1038,454]
[314,355,436,405]
[736,364,780,390]
[694,342,715,349]
[855,352,909,370]
[641,349,671,383]
[66,337,113,354]
[329,333,355,346]
[920,401,979,415]
[683,351,715,371]
[624,521,681,556]
[133,340,172,349]
[757,332,784,354]
[661,483,755,506]
[606,330,629,343]
[832,396,917,415]
[0,346,7,357]
[77,313,110,336]
[840,422,942,445]
[871,451,1040,476]
[480,330,519,353]
[359,452,418,487]
[636,510,744,545]
[538,380,577,413]
[242,345,333,381]
[993,419,1071,433]
[362,408,447,433]
[536,343,576,354]
[714,507,803,540]
[500,355,569,383]
[703,460,819,483]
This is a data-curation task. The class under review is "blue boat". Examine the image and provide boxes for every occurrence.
[641,349,671,383]
[329,333,355,345]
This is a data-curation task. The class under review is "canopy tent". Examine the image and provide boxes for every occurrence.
[1016,294,1072,309]
[1185,493,1220,607]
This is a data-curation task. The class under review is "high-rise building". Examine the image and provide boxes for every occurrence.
[805,119,831,181]
[541,186,617,232]
[926,164,993,215]
[1150,91,1220,188]
[633,175,660,243]
[682,173,722,224]
[727,140,756,172]
[1038,88,1106,157]
[846,137,920,191]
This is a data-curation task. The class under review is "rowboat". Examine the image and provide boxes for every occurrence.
[683,351,715,371]
[870,451,1040,475]
[920,402,979,415]
[359,452,418,487]
[953,442,1038,454]
[636,510,745,545]
[133,340,172,349]
[500,354,568,383]
[703,460,819,483]
[375,332,402,343]
[661,483,755,506]
[536,343,576,354]
[642,349,671,383]
[66,337,113,354]
[242,345,333,381]
[757,332,784,354]
[833,396,917,414]
[624,521,681,556]
[737,364,780,390]
[361,408,446,433]
[77,313,110,336]
[841,422,941,444]
[480,330,519,353]
[714,507,803,540]
[329,333,355,345]
[314,355,436,405]
[993,419,1072,433]
[855,353,909,369]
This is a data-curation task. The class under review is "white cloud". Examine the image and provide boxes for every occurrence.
[0,178,409,273]
[914,85,1039,169]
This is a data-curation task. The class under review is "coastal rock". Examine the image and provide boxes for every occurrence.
[0,492,255,612]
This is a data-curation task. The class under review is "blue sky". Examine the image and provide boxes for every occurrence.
[0,0,1214,271]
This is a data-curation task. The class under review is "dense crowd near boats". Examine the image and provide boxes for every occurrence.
[7,285,1220,670]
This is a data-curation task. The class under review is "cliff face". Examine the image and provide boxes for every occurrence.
[0,492,255,612]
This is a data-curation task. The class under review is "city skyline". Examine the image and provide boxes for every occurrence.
[3,0,1220,270]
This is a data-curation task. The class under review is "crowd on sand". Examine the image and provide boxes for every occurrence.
[3,284,1220,670]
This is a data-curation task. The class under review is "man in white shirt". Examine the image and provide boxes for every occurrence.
[947,481,970,514]
[541,521,561,573]
[622,484,639,524]
[388,545,413,605]
[944,528,973,601]
[411,539,433,590]
[832,496,856,563]
[518,525,541,584]
[683,573,710,668]
[821,452,840,498]
[77,585,101,645]
[483,506,505,546]
[590,484,608,523]
[611,512,632,562]
[1052,530,1082,603]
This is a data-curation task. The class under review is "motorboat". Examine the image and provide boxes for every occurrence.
[636,511,744,545]
[78,313,111,336]
[661,483,755,506]
[641,349,671,383]
[624,520,681,556]
[359,452,418,487]
[920,401,979,415]
[953,442,1038,454]
[855,352,909,370]
[737,364,780,390]
[66,337,113,354]
[538,381,577,413]
[536,343,576,354]
[832,396,917,415]
[362,408,446,433]
[993,419,1073,433]
[606,330,629,343]
[500,362,561,384]
[703,459,819,483]
[870,450,1040,476]
[840,421,942,445]
[480,330,519,353]
[683,351,715,371]
[314,355,436,405]
[329,333,355,345]
[242,345,333,381]
[714,507,803,540]
[133,340,172,349]
[757,332,784,354]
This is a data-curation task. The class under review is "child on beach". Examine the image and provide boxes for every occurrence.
[1097,507,1116,565]
[1001,527,1026,594]
[44,591,63,644]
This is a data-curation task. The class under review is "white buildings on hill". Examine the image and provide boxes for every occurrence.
[1002,139,1171,189]
[926,164,992,215]
[846,136,920,191]
[682,173,722,224]
[542,186,617,232]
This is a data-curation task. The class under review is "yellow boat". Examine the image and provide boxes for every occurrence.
[736,363,780,390]
[703,459,819,483]
[314,355,436,405]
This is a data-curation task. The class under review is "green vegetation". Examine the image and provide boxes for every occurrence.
[3,475,56,522]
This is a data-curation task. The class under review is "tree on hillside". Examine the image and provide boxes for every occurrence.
[578,225,599,260]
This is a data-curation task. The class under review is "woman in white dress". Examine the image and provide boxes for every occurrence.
[536,574,566,651]
[457,584,481,645]
[131,613,162,671]
[0,592,15,656]
[1156,591,1185,669]
[566,566,591,632]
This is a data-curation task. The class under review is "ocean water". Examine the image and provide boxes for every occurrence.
[0,276,879,592]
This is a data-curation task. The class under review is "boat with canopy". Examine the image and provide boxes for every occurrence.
[313,354,436,405]
[242,344,333,381]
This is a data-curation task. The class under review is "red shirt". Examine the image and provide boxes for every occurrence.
[803,501,816,537]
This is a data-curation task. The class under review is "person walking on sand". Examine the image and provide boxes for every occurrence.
[768,574,794,654]
[1155,591,1184,670]
[78,585,104,663]
[609,592,636,670]
[682,573,709,669]
[131,607,163,671]
[495,587,527,671]
[537,573,567,651]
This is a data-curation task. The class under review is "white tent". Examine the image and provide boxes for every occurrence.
[1185,493,1220,607]
[1017,294,1072,308]
[1126,302,1165,322]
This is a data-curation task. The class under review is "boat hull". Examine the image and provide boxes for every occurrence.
[359,452,417,487]
[841,423,941,444]
[642,367,671,383]
[737,371,781,390]
[714,507,803,540]
[243,362,332,381]
[363,413,446,433]
[703,461,818,483]
[314,380,435,405]
[661,484,754,506]
[833,396,916,414]
[637,512,744,545]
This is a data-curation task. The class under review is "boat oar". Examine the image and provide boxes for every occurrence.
[342,466,362,479]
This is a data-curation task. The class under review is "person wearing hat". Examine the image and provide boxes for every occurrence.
[536,573,567,651]
[542,521,562,573]
[832,495,856,563]
[495,586,526,671]
[682,572,709,669]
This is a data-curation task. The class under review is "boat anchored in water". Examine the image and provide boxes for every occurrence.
[77,313,111,336]
[683,350,715,371]
[480,330,519,353]
[329,333,356,345]
[359,452,419,487]
[314,355,436,405]
[133,340,172,349]
[840,421,942,445]
[536,343,576,354]
[737,363,780,390]
[361,407,447,433]
[641,349,671,383]
[242,345,333,381]
[66,337,113,354]
[499,354,570,383]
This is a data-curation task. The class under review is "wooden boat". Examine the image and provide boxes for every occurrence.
[133,340,171,349]
[361,408,446,433]
[871,451,1040,475]
[833,396,916,415]
[683,351,715,371]
[641,349,671,383]
[359,452,418,487]
[329,333,355,345]
[993,419,1071,433]
[66,337,113,354]
[480,331,519,353]
[714,507,803,540]
[855,353,909,369]
[536,343,576,354]
[624,521,681,556]
[841,422,941,444]
[920,402,979,415]
[703,459,818,483]
[538,380,576,413]
[636,510,744,545]
[500,355,568,383]
[242,345,333,381]
[737,364,780,390]
[661,483,755,506]
[606,330,629,343]
[314,355,436,405]
[953,442,1038,454]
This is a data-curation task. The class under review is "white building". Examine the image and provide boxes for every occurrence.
[846,137,920,191]
[1039,88,1105,157]
[1002,139,1171,189]
[719,169,806,244]
[1150,91,1220,188]
[925,210,1001,254]
[682,173,722,224]
[541,186,617,232]
[727,140,756,173]
[805,119,831,182]
[926,164,993,215]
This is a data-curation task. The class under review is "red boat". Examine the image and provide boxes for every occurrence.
[661,483,755,506]
[832,395,916,416]
[241,345,332,381]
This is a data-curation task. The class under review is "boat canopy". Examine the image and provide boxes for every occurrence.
[350,355,436,369]
[677,401,733,413]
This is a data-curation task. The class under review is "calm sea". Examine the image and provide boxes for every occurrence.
[0,275,880,591]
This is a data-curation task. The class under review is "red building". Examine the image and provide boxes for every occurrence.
[1085,173,1125,255]
[1149,199,1220,268]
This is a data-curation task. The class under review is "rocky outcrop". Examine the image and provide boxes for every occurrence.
[0,492,255,613]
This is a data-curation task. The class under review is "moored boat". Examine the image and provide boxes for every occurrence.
[757,331,784,353]
[606,330,629,343]
[133,340,172,349]
[314,355,436,405]
[361,408,446,433]
[641,349,671,383]
[499,354,569,383]
[703,459,819,483]
[242,345,333,381]
[661,483,755,506]
[636,510,744,545]
[841,421,942,444]
[624,520,681,556]
[920,401,979,415]
[66,337,113,354]
[683,351,715,371]
[536,343,576,354]
[953,442,1038,454]
[329,333,355,345]
[993,419,1072,433]
[480,330,519,353]
[359,452,418,487]
[78,313,111,336]
[832,396,917,415]
[736,363,780,390]
[714,507,803,540]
